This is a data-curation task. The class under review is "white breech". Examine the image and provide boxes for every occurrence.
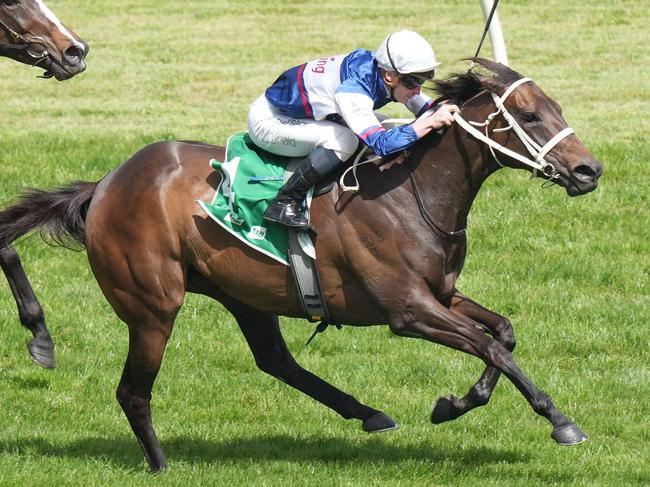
[247,95,360,161]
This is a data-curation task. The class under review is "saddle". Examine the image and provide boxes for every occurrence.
[198,133,409,333]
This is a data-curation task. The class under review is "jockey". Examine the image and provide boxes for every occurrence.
[248,29,460,229]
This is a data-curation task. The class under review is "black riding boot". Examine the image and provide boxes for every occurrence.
[263,147,342,229]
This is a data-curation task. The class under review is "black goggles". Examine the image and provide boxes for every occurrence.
[400,71,435,89]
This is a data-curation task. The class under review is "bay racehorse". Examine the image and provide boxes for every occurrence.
[1,0,87,368]
[0,59,602,471]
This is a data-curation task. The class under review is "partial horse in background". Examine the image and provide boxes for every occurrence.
[1,0,87,368]
[0,59,602,470]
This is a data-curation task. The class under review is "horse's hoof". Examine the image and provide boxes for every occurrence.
[149,463,168,474]
[27,338,56,369]
[362,412,398,433]
[551,424,588,446]
[431,395,461,424]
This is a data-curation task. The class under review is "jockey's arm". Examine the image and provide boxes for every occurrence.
[405,93,436,117]
[411,103,460,138]
[334,91,418,157]
[405,93,460,138]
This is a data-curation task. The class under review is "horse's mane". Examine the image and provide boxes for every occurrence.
[432,57,525,104]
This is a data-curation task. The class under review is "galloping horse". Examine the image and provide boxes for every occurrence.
[1,0,87,368]
[0,59,602,471]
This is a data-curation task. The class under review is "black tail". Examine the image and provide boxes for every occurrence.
[0,181,97,249]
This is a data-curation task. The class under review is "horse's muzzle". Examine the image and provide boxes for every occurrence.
[565,157,603,196]
[44,41,89,80]
[49,58,87,80]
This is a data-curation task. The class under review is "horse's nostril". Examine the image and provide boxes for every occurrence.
[575,165,595,177]
[64,45,85,63]
[574,161,602,180]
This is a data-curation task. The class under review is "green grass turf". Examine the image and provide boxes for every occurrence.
[0,0,648,485]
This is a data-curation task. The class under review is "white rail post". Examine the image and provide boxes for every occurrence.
[479,0,509,65]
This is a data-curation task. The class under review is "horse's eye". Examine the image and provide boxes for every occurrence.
[522,112,541,125]
[2,0,20,5]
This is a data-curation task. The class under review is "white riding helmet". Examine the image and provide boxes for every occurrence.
[374,30,440,74]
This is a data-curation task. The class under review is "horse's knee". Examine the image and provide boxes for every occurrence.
[481,339,513,369]
[496,318,516,351]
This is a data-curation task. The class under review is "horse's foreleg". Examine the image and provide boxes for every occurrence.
[390,290,586,445]
[0,245,55,368]
[431,290,515,424]
[230,302,397,433]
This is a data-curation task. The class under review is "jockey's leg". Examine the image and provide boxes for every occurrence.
[263,147,341,228]
[248,95,358,229]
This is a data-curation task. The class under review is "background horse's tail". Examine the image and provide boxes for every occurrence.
[0,181,97,249]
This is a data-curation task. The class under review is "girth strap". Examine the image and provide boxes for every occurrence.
[283,159,332,327]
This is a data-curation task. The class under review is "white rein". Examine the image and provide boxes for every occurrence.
[340,76,574,192]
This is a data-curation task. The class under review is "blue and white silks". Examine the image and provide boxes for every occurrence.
[264,49,435,157]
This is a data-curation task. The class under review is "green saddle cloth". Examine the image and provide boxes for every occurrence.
[197,132,304,265]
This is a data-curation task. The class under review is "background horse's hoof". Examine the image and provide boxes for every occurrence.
[27,338,56,369]
[362,412,398,433]
[551,424,588,445]
[431,395,462,424]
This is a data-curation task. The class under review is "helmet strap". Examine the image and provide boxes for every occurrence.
[385,33,401,74]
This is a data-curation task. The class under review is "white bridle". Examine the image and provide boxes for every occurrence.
[339,76,575,192]
[453,77,574,178]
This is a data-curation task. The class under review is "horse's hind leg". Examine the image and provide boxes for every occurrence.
[431,290,515,424]
[0,245,55,368]
[89,243,184,472]
[117,324,173,472]
[227,299,397,433]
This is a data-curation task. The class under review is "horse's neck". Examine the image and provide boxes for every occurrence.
[411,108,496,233]
[339,95,498,238]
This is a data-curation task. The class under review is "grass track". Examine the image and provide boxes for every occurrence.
[0,1,648,485]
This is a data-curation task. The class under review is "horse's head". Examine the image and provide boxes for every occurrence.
[437,59,603,197]
[0,0,87,80]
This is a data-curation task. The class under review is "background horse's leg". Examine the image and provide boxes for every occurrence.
[431,290,515,424]
[227,299,397,433]
[390,288,586,445]
[0,245,55,368]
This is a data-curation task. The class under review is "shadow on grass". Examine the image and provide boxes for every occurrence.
[3,374,50,390]
[0,434,528,471]
[7,434,646,484]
